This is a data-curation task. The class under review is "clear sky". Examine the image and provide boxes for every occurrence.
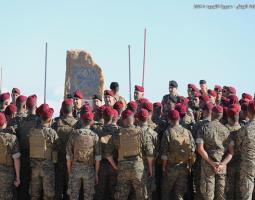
[1,1,255,113]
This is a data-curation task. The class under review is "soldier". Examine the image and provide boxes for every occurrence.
[0,92,10,112]
[11,88,21,105]
[214,85,222,105]
[5,104,17,134]
[110,82,126,107]
[109,109,154,200]
[152,102,162,124]
[113,101,124,117]
[175,103,195,131]
[95,106,118,200]
[0,112,21,200]
[239,100,255,200]
[134,85,145,102]
[127,101,138,114]
[196,105,234,200]
[240,103,249,126]
[225,105,241,200]
[161,109,195,200]
[189,92,202,122]
[66,111,101,200]
[104,90,117,107]
[29,104,58,200]
[192,102,213,200]
[137,108,158,200]
[199,80,208,95]
[17,94,38,200]
[162,80,179,109]
[91,105,104,135]
[92,94,103,115]
[72,90,84,119]
[53,99,77,200]
[208,89,217,105]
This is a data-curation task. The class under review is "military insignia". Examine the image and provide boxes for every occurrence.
[100,135,112,144]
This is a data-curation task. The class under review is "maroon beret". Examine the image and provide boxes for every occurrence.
[127,101,138,112]
[0,113,7,126]
[37,104,49,116]
[142,101,153,112]
[228,87,236,95]
[62,98,73,108]
[179,96,189,106]
[194,91,201,98]
[5,104,17,116]
[208,89,217,98]
[214,85,222,92]
[26,95,37,108]
[135,85,144,92]
[137,108,149,121]
[188,83,196,90]
[73,90,83,99]
[242,93,253,101]
[168,109,180,121]
[113,101,124,110]
[248,101,255,114]
[121,109,134,120]
[228,95,239,105]
[104,90,114,97]
[200,95,210,103]
[16,95,27,104]
[103,106,114,118]
[138,98,149,105]
[12,88,21,95]
[202,102,214,111]
[80,104,92,116]
[229,104,240,112]
[112,109,119,119]
[212,105,223,113]
[0,92,10,102]
[81,111,94,121]
[153,102,162,108]
[227,108,239,118]
[41,107,54,120]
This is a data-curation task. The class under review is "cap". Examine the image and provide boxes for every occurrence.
[208,89,217,98]
[0,92,10,102]
[81,111,94,121]
[5,104,17,116]
[168,109,180,121]
[16,95,27,104]
[202,102,214,111]
[142,101,153,112]
[199,80,206,84]
[12,88,21,95]
[169,80,178,88]
[103,106,114,118]
[212,105,223,113]
[214,85,222,92]
[229,95,239,105]
[92,94,102,101]
[113,101,124,110]
[175,103,187,117]
[121,109,134,120]
[153,102,162,108]
[135,85,144,92]
[73,90,83,99]
[26,95,37,108]
[127,101,138,112]
[110,82,119,90]
[228,87,236,95]
[200,95,210,103]
[104,90,114,97]
[112,109,119,119]
[41,107,54,120]
[137,108,149,121]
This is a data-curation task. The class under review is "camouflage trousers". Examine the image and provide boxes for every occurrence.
[55,158,69,200]
[30,160,55,200]
[94,160,117,200]
[226,160,241,200]
[0,165,14,200]
[200,160,226,200]
[69,162,95,200]
[240,161,255,200]
[192,157,203,200]
[161,163,189,200]
[115,159,147,200]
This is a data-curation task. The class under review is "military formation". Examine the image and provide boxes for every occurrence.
[0,79,255,200]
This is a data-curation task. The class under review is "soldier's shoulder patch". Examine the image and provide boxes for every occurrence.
[100,135,112,144]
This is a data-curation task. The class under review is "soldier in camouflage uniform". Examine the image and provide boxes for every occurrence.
[0,92,10,112]
[66,111,101,200]
[239,101,255,200]
[161,109,195,200]
[192,102,213,200]
[28,105,58,200]
[196,105,234,200]
[4,104,17,135]
[72,90,83,119]
[95,106,119,200]
[17,95,38,200]
[138,108,158,200]
[0,112,21,200]
[11,88,21,105]
[175,103,195,131]
[53,99,77,200]
[107,109,154,200]
[225,105,241,200]
[110,82,127,108]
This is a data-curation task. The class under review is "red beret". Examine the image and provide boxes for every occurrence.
[62,98,73,108]
[73,90,83,99]
[194,91,201,98]
[113,101,124,110]
[16,95,27,104]
[228,87,236,95]
[242,93,253,101]
[37,104,49,116]
[214,85,222,92]
[227,108,239,118]
[80,104,92,115]
[212,105,223,113]
[228,95,239,105]
[200,95,210,103]
[0,92,10,102]
[0,113,7,126]
[41,107,54,120]
[208,89,217,98]
[5,104,17,116]
[202,102,214,111]
[135,85,144,92]
[103,106,114,118]
[26,95,37,108]
[104,90,114,97]
[137,108,149,121]
[127,101,138,112]
[138,98,149,105]
[12,88,21,95]
[188,84,196,90]
[121,109,134,120]
[248,101,255,114]
[168,109,180,121]
[142,101,153,112]
[175,103,186,117]
[179,96,189,106]
[229,104,240,112]
[81,111,94,121]
[221,96,230,104]
[153,102,162,108]
[112,109,119,119]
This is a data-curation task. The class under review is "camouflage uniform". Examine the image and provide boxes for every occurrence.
[140,123,158,200]
[239,119,255,200]
[73,108,81,119]
[66,127,101,200]
[91,121,104,135]
[17,114,39,200]
[196,119,230,200]
[191,118,210,200]
[0,129,20,200]
[110,125,154,200]
[225,124,241,200]
[95,124,119,200]
[161,125,195,200]
[180,113,195,131]
[53,116,77,200]
[29,124,59,200]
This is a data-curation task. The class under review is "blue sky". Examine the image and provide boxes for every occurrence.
[1,1,255,113]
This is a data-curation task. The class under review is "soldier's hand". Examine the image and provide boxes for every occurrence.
[95,174,99,185]
[14,178,20,187]
[216,163,225,173]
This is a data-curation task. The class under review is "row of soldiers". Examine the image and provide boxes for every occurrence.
[0,80,254,200]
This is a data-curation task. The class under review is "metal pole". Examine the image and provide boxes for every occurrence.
[44,42,48,103]
[128,45,132,101]
[142,28,146,88]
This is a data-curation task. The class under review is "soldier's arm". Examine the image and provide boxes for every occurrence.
[66,134,74,174]
[219,130,234,167]
[160,131,168,172]
[104,136,118,170]
[10,135,21,187]
[94,134,101,184]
